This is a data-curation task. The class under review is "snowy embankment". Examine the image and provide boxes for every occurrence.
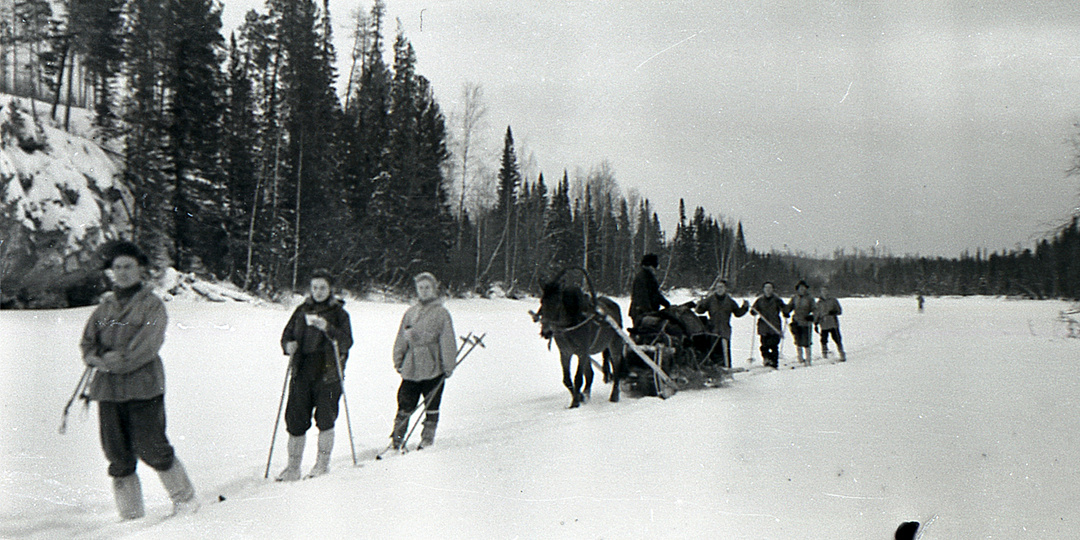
[2,296,1078,539]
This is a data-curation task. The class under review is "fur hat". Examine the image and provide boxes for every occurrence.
[100,241,150,270]
[796,279,809,290]
[641,253,659,268]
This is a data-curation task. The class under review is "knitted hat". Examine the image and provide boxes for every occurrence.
[641,254,659,268]
[413,272,439,286]
[309,268,334,286]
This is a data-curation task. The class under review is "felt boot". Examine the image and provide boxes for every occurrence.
[158,458,199,517]
[112,473,145,520]
[418,412,439,449]
[391,410,410,450]
[276,435,305,482]
[305,429,334,478]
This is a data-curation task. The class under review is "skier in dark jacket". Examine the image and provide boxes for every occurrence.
[694,279,749,367]
[788,280,816,366]
[750,281,791,368]
[80,241,198,520]
[628,253,670,327]
[277,269,354,481]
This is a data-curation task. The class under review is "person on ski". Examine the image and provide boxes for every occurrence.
[694,279,749,368]
[390,272,457,450]
[79,241,199,520]
[816,285,845,361]
[788,280,817,366]
[277,269,354,481]
[628,253,670,328]
[750,281,791,368]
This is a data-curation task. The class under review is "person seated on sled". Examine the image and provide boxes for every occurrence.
[628,253,670,329]
[694,279,749,367]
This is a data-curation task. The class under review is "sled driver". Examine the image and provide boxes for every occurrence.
[628,253,671,328]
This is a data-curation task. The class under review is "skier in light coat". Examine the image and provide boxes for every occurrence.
[79,241,199,520]
[788,280,817,366]
[277,269,354,481]
[390,272,457,450]
[815,285,845,361]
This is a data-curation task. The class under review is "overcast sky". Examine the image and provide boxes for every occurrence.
[222,0,1080,257]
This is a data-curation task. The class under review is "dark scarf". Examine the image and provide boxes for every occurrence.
[113,282,143,305]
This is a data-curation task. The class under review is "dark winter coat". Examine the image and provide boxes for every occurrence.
[629,266,670,323]
[751,294,791,336]
[80,285,167,402]
[788,293,816,327]
[816,297,842,330]
[393,298,457,381]
[694,293,749,339]
[281,297,353,384]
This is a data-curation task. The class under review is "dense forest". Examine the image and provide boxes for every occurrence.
[1,0,1077,301]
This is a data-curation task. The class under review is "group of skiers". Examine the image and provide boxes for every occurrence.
[78,241,458,521]
[629,254,846,369]
[78,241,843,522]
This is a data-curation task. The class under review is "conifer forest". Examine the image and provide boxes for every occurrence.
[1,0,1077,303]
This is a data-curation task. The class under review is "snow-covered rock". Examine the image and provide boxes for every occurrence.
[0,96,127,308]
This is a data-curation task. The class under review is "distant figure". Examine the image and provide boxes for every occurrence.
[895,520,920,540]
[917,294,925,312]
[628,253,670,327]
[788,280,816,366]
[816,285,845,362]
[390,272,457,450]
[694,279,749,367]
[278,269,354,481]
[750,281,791,368]
[80,241,199,520]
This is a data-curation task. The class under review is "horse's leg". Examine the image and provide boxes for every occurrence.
[581,355,594,404]
[562,351,581,408]
[602,350,612,383]
[573,356,588,405]
[608,341,623,403]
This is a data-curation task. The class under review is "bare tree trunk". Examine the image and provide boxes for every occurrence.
[343,11,367,113]
[242,173,264,290]
[291,133,304,291]
[63,49,74,130]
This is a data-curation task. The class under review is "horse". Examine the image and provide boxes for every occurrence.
[533,276,625,408]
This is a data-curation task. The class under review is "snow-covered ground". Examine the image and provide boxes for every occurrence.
[2,294,1078,539]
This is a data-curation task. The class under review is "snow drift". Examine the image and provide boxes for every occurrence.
[2,294,1079,539]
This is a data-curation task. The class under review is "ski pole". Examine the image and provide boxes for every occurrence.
[748,316,757,363]
[330,339,358,467]
[58,366,94,435]
[264,356,293,479]
[400,333,485,453]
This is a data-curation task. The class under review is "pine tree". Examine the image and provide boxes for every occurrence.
[489,125,521,286]
[279,0,341,286]
[121,0,227,274]
[68,0,123,133]
[224,33,260,287]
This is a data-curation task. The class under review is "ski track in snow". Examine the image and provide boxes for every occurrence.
[2,295,1079,539]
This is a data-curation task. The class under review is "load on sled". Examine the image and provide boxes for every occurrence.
[624,303,731,396]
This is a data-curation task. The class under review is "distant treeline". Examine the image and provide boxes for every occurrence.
[734,217,1079,300]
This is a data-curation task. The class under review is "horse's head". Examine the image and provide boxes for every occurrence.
[536,280,592,339]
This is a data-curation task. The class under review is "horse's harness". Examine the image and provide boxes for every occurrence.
[544,307,605,353]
